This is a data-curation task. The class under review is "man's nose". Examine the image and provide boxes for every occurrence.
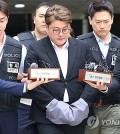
[100,22,105,29]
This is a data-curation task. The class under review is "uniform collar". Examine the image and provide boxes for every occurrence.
[93,31,111,45]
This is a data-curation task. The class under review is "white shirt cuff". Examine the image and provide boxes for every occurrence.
[23,83,27,93]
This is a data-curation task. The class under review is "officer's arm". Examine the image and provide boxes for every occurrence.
[0,79,24,96]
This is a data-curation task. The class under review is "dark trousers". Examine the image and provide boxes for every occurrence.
[37,123,85,134]
[17,103,38,134]
[0,111,18,134]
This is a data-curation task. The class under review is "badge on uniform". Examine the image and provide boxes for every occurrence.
[111,54,117,66]
[7,61,19,73]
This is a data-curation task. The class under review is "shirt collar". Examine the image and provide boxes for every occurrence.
[93,31,111,45]
[51,39,69,50]
[1,33,6,47]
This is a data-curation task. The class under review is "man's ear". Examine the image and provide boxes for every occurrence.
[33,16,35,24]
[6,16,9,24]
[88,16,92,25]
[111,15,114,25]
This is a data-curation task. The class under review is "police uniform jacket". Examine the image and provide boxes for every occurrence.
[77,32,120,104]
[17,31,36,48]
[0,36,22,111]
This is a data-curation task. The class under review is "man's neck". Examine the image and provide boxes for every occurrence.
[34,30,47,40]
[93,32,111,44]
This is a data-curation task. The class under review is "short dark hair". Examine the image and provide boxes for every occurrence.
[33,2,51,16]
[0,0,9,17]
[88,0,114,18]
[45,4,72,26]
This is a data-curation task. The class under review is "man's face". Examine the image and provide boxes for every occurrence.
[0,11,8,36]
[89,11,113,39]
[46,20,70,48]
[34,6,48,35]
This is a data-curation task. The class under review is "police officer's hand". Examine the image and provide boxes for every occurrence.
[26,78,54,90]
[17,73,28,80]
[84,80,108,92]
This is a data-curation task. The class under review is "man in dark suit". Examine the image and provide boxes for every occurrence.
[14,3,51,134]
[24,4,100,134]
[0,78,50,96]
[77,0,120,134]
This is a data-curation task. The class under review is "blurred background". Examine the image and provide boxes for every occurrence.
[5,0,120,37]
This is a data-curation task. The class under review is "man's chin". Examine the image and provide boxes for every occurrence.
[40,30,47,35]
[98,33,108,38]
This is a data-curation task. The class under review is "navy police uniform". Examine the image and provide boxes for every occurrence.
[0,36,22,134]
[78,32,120,105]
[17,31,36,48]
[77,32,120,133]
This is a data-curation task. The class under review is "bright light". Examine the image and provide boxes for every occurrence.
[15,4,25,8]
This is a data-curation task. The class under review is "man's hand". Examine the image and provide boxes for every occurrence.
[84,80,108,91]
[17,73,28,80]
[22,77,53,90]
[27,78,53,90]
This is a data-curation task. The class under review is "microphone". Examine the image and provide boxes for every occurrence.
[27,63,38,74]
[27,63,39,80]
[30,63,38,68]
[17,63,38,80]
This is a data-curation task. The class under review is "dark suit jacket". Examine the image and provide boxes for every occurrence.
[25,36,98,124]
[78,32,120,103]
[0,79,23,96]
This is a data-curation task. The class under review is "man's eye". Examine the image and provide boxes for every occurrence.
[39,15,44,18]
[63,29,67,31]
[0,20,4,22]
[54,29,59,31]
[104,21,109,23]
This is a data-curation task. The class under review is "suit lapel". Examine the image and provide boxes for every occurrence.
[44,37,60,68]
[66,38,77,79]
[44,37,64,79]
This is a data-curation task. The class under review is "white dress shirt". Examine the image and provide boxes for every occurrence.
[51,40,69,102]
[93,32,111,59]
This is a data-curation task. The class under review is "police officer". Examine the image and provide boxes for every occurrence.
[77,0,120,134]
[0,0,27,134]
[14,2,51,134]
[14,2,51,46]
